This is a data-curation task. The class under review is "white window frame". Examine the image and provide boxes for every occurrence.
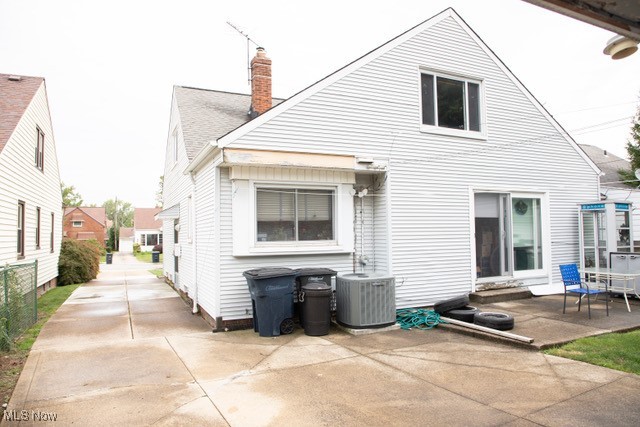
[72,220,83,227]
[420,69,487,140]
[232,179,354,256]
[471,189,550,285]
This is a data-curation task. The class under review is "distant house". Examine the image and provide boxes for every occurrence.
[63,207,108,247]
[580,144,640,238]
[160,8,600,330]
[0,73,63,292]
[133,208,162,252]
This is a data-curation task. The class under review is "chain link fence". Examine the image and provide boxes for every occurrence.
[1,261,38,345]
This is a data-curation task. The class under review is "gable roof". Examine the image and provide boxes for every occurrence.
[64,206,107,226]
[182,7,598,176]
[134,207,162,230]
[119,227,134,239]
[0,73,44,154]
[580,144,631,188]
[174,87,284,161]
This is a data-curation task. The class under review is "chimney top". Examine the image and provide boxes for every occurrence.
[250,47,272,118]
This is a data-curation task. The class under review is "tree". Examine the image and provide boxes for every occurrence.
[156,175,164,208]
[61,182,83,207]
[103,199,134,227]
[618,104,640,187]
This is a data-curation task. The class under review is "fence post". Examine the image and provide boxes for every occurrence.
[2,265,7,309]
[33,259,38,322]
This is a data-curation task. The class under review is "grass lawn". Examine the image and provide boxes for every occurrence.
[134,251,163,263]
[149,268,163,277]
[544,330,640,375]
[1,284,80,408]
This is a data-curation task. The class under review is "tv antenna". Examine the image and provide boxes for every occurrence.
[227,21,262,85]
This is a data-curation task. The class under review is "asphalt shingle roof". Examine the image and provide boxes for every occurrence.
[580,144,631,188]
[0,73,44,154]
[174,86,283,161]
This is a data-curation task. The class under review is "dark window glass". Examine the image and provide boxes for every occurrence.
[146,234,159,246]
[50,213,55,252]
[420,74,435,126]
[17,202,25,256]
[298,190,333,241]
[468,82,480,131]
[36,128,45,171]
[437,77,465,129]
[36,207,41,248]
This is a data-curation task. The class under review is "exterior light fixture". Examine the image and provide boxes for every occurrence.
[603,35,639,60]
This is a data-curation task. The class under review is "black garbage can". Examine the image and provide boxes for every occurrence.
[243,267,297,337]
[300,280,332,336]
[106,253,113,264]
[152,251,160,263]
[295,268,337,320]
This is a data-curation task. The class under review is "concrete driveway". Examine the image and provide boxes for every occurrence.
[5,257,640,426]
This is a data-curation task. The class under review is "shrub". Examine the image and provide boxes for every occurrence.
[133,243,141,254]
[152,244,163,254]
[58,239,101,285]
[85,238,106,256]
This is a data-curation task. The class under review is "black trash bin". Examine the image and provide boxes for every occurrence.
[243,267,297,337]
[152,251,160,263]
[295,268,337,321]
[106,253,113,264]
[300,280,332,336]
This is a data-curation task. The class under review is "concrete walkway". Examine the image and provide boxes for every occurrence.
[5,259,640,425]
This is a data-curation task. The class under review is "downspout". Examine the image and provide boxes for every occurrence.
[189,173,198,314]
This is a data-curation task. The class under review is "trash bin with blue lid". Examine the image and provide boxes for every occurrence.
[243,267,297,337]
[152,251,160,263]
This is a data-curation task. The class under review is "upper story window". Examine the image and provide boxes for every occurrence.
[36,127,45,171]
[72,220,83,227]
[17,201,25,258]
[421,71,483,137]
[256,188,334,242]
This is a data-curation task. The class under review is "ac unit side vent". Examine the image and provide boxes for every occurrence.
[336,273,396,328]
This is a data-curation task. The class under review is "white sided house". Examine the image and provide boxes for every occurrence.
[0,73,63,292]
[160,9,600,329]
[133,208,162,252]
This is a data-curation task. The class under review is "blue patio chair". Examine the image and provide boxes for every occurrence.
[559,264,608,319]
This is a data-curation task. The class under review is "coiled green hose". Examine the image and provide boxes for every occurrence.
[396,308,447,330]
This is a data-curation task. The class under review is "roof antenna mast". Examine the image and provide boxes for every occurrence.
[226,21,262,85]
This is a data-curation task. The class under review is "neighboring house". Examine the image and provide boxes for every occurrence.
[160,9,600,329]
[133,208,162,252]
[119,227,134,253]
[0,73,63,292]
[63,206,108,247]
[580,144,640,239]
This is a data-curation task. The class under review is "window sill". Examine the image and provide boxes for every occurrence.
[235,245,351,257]
[420,125,487,140]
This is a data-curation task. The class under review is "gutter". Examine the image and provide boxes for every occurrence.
[186,140,221,174]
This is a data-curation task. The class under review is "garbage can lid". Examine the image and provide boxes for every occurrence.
[302,281,331,291]
[296,268,337,276]
[243,267,297,279]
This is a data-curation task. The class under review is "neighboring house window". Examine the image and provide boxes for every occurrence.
[159,234,163,244]
[72,220,83,227]
[146,234,159,246]
[36,207,41,249]
[140,234,146,246]
[475,193,545,279]
[17,201,25,257]
[421,72,481,134]
[50,213,55,252]
[256,188,334,242]
[36,127,45,171]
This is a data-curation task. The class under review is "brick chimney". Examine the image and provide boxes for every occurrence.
[250,47,272,117]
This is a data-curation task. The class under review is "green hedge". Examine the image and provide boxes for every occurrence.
[58,239,101,286]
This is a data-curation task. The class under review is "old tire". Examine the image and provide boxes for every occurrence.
[473,312,514,331]
[442,305,479,323]
[433,295,470,314]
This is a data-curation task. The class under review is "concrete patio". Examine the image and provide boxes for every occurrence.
[4,256,640,426]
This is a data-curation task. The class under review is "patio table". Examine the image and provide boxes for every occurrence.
[582,267,640,312]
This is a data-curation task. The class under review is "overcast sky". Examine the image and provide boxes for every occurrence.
[1,0,639,207]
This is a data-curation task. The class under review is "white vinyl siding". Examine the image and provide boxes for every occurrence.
[0,83,62,286]
[221,15,599,307]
